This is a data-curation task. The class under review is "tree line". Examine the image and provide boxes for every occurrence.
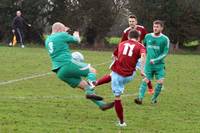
[0,0,199,48]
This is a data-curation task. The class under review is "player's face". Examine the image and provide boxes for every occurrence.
[153,24,163,34]
[16,11,21,16]
[129,18,137,28]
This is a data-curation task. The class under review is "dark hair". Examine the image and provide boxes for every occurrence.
[129,15,137,20]
[128,29,139,39]
[153,20,164,27]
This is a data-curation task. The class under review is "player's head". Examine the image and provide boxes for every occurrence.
[52,22,69,33]
[153,20,164,35]
[128,29,139,40]
[128,15,137,28]
[16,10,21,16]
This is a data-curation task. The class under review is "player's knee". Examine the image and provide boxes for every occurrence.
[143,78,149,83]
[78,80,88,88]
[89,66,97,74]
[56,73,64,81]
[112,89,123,97]
[114,92,122,98]
[115,95,121,100]
[156,79,164,84]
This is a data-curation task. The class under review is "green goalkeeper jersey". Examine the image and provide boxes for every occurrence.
[144,33,170,68]
[45,32,79,70]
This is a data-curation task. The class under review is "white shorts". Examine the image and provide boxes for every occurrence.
[136,58,141,70]
[111,71,136,96]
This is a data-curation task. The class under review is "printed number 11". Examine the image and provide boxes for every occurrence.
[123,43,135,56]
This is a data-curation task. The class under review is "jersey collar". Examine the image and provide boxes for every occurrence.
[151,33,163,38]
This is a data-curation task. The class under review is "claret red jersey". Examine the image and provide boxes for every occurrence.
[111,39,146,76]
[121,25,147,43]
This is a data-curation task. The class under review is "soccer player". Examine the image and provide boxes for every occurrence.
[134,20,170,105]
[95,15,154,94]
[111,29,146,127]
[121,15,147,43]
[45,22,114,111]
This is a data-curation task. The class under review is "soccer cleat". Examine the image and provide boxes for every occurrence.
[9,42,12,47]
[116,121,127,127]
[134,98,143,105]
[100,102,114,111]
[148,88,154,95]
[86,94,103,101]
[21,45,25,48]
[151,99,157,104]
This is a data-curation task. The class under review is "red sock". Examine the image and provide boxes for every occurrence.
[114,100,124,124]
[96,74,111,86]
[148,81,153,89]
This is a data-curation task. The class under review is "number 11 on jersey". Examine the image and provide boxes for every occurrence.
[123,43,135,57]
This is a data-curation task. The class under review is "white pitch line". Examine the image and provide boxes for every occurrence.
[0,60,111,86]
[93,60,111,66]
[0,93,137,100]
[0,72,52,86]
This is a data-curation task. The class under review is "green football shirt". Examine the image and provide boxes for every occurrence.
[144,33,170,68]
[45,32,79,70]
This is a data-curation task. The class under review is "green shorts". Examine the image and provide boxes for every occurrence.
[145,66,165,80]
[56,60,90,88]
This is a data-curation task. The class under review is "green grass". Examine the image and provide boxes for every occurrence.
[0,46,200,133]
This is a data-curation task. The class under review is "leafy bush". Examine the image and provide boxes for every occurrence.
[106,37,121,46]
[184,40,200,47]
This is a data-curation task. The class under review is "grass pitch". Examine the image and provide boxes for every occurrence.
[0,46,200,133]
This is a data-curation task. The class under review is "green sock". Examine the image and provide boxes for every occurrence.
[84,85,95,95]
[84,85,105,107]
[91,100,105,107]
[152,83,162,101]
[86,72,96,82]
[138,81,147,99]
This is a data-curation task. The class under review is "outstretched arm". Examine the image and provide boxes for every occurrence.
[22,17,31,27]
[73,31,81,43]
[140,53,146,76]
[63,31,81,44]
